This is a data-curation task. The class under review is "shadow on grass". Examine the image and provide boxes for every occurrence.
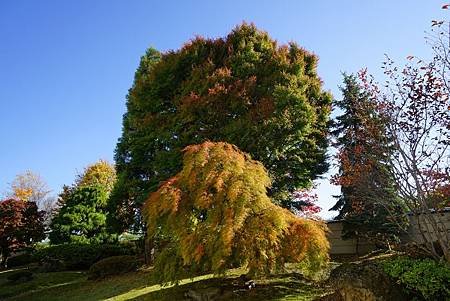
[2,269,325,301]
[125,272,324,301]
[0,269,85,300]
[5,271,155,301]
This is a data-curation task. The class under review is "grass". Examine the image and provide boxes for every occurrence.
[0,269,85,300]
[0,266,328,301]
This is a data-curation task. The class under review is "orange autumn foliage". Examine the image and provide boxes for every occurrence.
[143,142,329,283]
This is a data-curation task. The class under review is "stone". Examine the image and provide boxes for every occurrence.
[185,287,222,301]
[326,260,408,301]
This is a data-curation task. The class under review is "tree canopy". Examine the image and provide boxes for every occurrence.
[0,199,45,267]
[112,23,332,231]
[143,142,329,283]
[75,160,116,196]
[331,73,408,246]
[6,170,53,212]
[49,186,112,244]
[49,160,117,244]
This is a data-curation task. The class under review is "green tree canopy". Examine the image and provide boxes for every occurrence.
[112,23,332,231]
[143,142,329,283]
[49,186,113,244]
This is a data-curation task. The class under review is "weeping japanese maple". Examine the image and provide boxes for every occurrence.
[143,142,329,283]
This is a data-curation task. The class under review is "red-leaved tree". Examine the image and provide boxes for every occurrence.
[290,188,321,218]
[0,199,45,267]
[359,19,450,261]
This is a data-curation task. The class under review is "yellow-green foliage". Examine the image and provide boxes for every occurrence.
[75,160,116,195]
[143,142,329,282]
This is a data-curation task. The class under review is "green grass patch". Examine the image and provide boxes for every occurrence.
[1,267,327,301]
[0,269,85,300]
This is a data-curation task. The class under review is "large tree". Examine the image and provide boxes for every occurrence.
[112,24,332,231]
[330,74,408,247]
[143,142,329,283]
[0,199,45,267]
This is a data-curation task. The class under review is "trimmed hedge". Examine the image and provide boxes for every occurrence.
[34,243,135,271]
[382,256,450,300]
[88,255,143,280]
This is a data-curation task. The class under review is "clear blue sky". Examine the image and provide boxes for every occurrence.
[1,1,447,218]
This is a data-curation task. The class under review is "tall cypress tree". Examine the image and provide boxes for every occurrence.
[331,74,407,246]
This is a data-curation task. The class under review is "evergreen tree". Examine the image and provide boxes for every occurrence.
[49,160,117,244]
[49,186,113,244]
[331,73,407,246]
[111,24,332,232]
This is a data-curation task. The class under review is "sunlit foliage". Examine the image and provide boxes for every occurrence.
[113,23,332,232]
[143,142,329,283]
[49,161,117,244]
[6,170,53,211]
[75,160,116,196]
[49,186,113,244]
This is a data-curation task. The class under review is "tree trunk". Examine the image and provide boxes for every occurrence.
[144,232,154,265]
[0,246,9,269]
[356,237,360,256]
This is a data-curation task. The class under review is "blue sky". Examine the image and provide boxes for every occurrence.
[0,1,448,218]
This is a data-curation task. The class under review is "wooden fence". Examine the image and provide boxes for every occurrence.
[326,210,450,255]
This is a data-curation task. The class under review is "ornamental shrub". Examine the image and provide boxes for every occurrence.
[382,256,450,300]
[88,255,143,280]
[143,142,329,283]
[34,243,134,270]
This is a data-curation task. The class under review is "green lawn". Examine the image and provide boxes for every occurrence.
[0,267,328,301]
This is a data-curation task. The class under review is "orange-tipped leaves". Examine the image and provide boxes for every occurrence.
[143,142,329,282]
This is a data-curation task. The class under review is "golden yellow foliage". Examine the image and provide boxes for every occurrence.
[75,160,116,195]
[12,187,33,202]
[9,170,50,206]
[143,142,329,282]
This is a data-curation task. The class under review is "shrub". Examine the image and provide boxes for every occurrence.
[7,252,36,268]
[382,256,450,300]
[88,255,143,280]
[34,243,134,270]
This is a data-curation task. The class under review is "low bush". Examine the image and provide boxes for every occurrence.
[382,256,450,300]
[88,255,143,280]
[7,253,36,268]
[34,243,135,270]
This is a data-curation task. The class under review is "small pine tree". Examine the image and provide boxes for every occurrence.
[49,186,113,244]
